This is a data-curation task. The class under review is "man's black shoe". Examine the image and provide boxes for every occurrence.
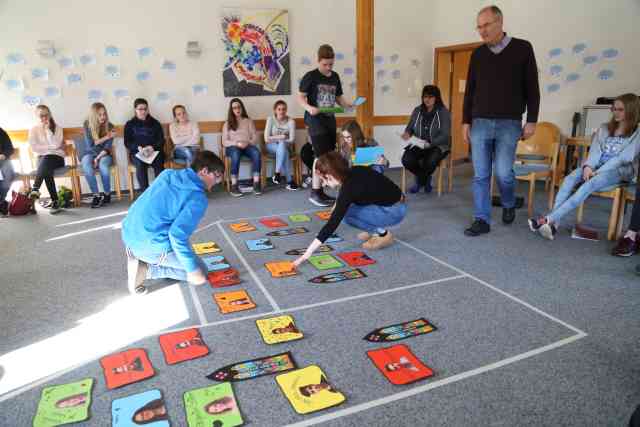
[464,218,490,236]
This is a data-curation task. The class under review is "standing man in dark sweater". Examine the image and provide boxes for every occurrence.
[462,5,540,236]
[124,98,165,193]
[0,127,16,216]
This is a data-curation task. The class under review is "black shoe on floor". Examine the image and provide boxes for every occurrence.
[309,190,333,207]
[253,182,262,195]
[230,184,243,197]
[0,200,8,217]
[90,194,103,208]
[49,200,62,215]
[102,193,111,204]
[272,173,282,185]
[464,218,490,236]
[502,207,516,224]
[286,181,299,191]
[635,264,640,276]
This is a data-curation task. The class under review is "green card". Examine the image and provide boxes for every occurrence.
[308,254,344,271]
[289,214,311,223]
[318,106,344,114]
[33,378,93,427]
[183,383,243,427]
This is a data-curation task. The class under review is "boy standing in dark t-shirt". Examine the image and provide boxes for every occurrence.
[298,44,352,207]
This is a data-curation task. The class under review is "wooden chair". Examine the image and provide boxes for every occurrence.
[400,149,453,196]
[615,182,637,239]
[576,184,624,241]
[217,135,267,192]
[165,137,205,169]
[70,137,123,202]
[24,140,80,207]
[260,134,302,186]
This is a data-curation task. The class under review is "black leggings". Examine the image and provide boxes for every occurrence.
[33,155,65,198]
[131,153,165,191]
[309,131,337,158]
[300,143,314,172]
[628,168,640,232]
[401,145,449,186]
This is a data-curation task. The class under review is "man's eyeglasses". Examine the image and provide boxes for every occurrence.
[136,107,148,112]
[476,20,497,31]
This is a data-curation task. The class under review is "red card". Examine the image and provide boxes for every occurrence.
[260,217,288,228]
[208,268,241,288]
[100,348,155,390]
[159,328,210,365]
[367,344,433,385]
[336,251,376,267]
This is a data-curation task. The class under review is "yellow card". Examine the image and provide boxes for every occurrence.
[265,261,297,278]
[193,241,221,254]
[256,315,304,345]
[276,365,345,415]
[230,222,256,233]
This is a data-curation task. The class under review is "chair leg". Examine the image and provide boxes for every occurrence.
[527,176,535,218]
[437,165,443,196]
[113,168,122,200]
[401,167,406,193]
[128,172,134,201]
[448,157,454,193]
[607,190,622,241]
[576,203,584,224]
[616,197,627,239]
[547,178,555,211]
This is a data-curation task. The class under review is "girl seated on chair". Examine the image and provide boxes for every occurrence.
[339,120,388,173]
[401,85,451,194]
[264,100,298,190]
[222,98,261,197]
[611,169,640,260]
[169,104,201,168]
[529,93,640,240]
[28,104,65,214]
[0,127,16,217]
[82,102,116,208]
[292,152,407,268]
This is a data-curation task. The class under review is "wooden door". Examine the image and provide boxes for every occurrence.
[450,50,472,161]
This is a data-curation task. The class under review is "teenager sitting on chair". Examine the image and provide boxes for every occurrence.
[529,93,640,240]
[82,102,116,208]
[169,104,201,168]
[293,152,406,268]
[122,150,224,295]
[264,100,298,190]
[339,120,388,173]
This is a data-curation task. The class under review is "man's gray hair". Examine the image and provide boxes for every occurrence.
[479,5,503,19]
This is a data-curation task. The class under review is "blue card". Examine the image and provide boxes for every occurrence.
[354,147,384,166]
[203,255,231,272]
[246,238,274,251]
[112,389,169,426]
[353,96,367,106]
[326,234,343,243]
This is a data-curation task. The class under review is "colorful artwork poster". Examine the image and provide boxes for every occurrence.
[221,8,291,96]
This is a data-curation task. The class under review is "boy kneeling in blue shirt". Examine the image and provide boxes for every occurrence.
[122,150,224,295]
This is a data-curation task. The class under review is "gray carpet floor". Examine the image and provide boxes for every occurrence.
[0,165,638,426]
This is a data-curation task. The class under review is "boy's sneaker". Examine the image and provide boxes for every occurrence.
[464,218,490,236]
[90,194,103,208]
[309,190,333,207]
[528,218,543,233]
[611,236,637,257]
[28,189,40,200]
[230,184,243,197]
[272,173,282,185]
[539,222,557,240]
[102,193,111,204]
[286,181,299,191]
[253,182,262,195]
[49,200,62,215]
[362,231,394,250]
[302,176,312,188]
[127,253,149,296]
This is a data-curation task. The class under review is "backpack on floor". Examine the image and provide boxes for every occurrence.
[8,190,36,216]
[57,185,74,208]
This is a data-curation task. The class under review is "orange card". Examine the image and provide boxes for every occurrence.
[213,290,256,314]
[315,211,332,220]
[367,344,434,385]
[265,261,297,278]
[230,222,256,233]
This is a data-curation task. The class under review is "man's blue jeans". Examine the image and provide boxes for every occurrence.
[344,202,407,233]
[470,118,522,222]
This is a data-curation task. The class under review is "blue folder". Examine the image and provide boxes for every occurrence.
[354,147,384,166]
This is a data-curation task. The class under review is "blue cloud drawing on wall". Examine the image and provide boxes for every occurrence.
[410,58,421,67]
[31,68,49,80]
[597,69,614,80]
[374,56,384,65]
[344,67,354,76]
[157,91,170,101]
[376,69,386,79]
[88,89,103,101]
[548,48,563,58]
[335,52,345,61]
[22,95,41,107]
[44,87,61,98]
[105,65,120,79]
[549,65,563,76]
[547,83,561,93]
[601,48,619,59]
[79,53,96,66]
[137,47,153,59]
[572,43,587,54]
[392,70,401,79]
[161,60,176,72]
[5,79,24,92]
[565,73,580,83]
[136,71,150,82]
[114,89,129,100]
[58,56,74,69]
[67,73,82,85]
[6,53,25,65]
[583,55,598,65]
[390,54,399,64]
[105,45,120,57]
[300,56,311,66]
[193,84,208,96]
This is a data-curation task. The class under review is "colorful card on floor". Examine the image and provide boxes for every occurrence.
[315,211,332,221]
[230,221,256,233]
[203,255,232,272]
[33,378,93,427]
[260,217,288,228]
[265,261,298,278]
[159,328,209,365]
[363,318,437,342]
[206,352,297,382]
[309,268,367,284]
[367,344,434,385]
[325,234,343,243]
[266,227,309,237]
[112,389,169,426]
[256,315,304,344]
[208,268,241,287]
[184,383,243,427]
[246,238,274,251]
[337,251,376,267]
[100,348,155,390]
[289,214,311,222]
[193,241,221,254]
[308,254,343,271]
[286,245,333,256]
[276,365,345,415]
[214,290,256,314]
